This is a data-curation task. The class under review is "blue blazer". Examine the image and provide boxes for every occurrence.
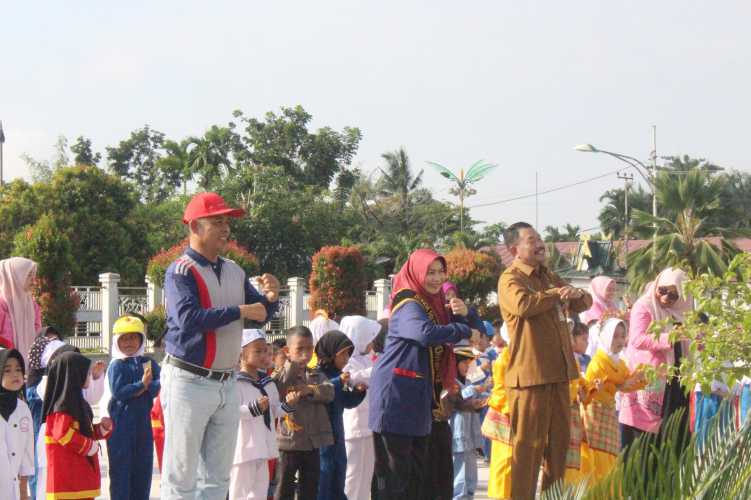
[368,297,480,437]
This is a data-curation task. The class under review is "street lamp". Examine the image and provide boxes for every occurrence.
[573,143,657,219]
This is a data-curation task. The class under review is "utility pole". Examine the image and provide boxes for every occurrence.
[535,171,539,229]
[617,171,634,271]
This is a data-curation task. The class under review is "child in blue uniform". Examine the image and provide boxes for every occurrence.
[103,316,161,500]
[316,330,366,500]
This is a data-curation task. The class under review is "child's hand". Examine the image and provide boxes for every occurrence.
[298,385,313,397]
[354,383,367,392]
[472,398,487,410]
[257,396,269,413]
[285,391,301,406]
[593,378,603,392]
[142,369,153,387]
[340,372,351,386]
[99,417,113,434]
[91,361,106,380]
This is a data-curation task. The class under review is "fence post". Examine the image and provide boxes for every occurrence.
[99,273,121,354]
[145,275,163,312]
[287,277,306,327]
[374,278,392,319]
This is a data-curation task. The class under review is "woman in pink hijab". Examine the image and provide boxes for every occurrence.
[619,267,692,449]
[580,276,618,324]
[0,257,42,361]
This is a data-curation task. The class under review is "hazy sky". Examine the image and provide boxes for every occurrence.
[3,2,750,233]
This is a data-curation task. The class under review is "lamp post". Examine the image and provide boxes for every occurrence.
[573,142,657,219]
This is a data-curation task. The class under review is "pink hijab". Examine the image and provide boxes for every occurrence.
[581,276,617,323]
[637,267,691,324]
[0,257,39,361]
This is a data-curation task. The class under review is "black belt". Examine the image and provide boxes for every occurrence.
[166,356,233,382]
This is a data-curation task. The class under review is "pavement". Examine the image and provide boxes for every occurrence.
[92,403,494,499]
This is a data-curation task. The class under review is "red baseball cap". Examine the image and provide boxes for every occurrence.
[182,192,246,224]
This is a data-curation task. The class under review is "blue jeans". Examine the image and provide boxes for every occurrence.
[160,363,239,500]
[452,451,477,500]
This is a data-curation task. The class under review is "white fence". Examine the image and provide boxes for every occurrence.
[69,274,391,353]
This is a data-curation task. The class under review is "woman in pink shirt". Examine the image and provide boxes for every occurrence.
[0,257,42,362]
[619,267,691,449]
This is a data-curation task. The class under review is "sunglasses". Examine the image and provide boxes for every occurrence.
[657,286,679,301]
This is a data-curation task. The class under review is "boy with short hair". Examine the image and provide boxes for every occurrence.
[571,322,591,373]
[231,329,295,499]
[272,326,335,500]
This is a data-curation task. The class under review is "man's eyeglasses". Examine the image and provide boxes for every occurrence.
[657,286,679,301]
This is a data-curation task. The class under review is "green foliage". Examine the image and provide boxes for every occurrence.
[598,184,652,240]
[544,224,581,242]
[13,214,79,336]
[443,247,504,306]
[235,105,362,188]
[626,169,739,293]
[675,253,751,392]
[106,125,177,203]
[143,305,167,341]
[146,237,259,288]
[308,246,367,319]
[543,406,751,500]
[70,136,101,166]
[0,180,43,259]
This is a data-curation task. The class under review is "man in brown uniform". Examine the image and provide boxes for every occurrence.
[498,222,591,499]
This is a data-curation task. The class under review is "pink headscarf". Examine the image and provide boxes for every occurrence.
[581,276,617,323]
[441,281,459,297]
[637,267,691,324]
[0,257,38,361]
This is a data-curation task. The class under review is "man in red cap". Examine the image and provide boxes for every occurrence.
[161,192,281,500]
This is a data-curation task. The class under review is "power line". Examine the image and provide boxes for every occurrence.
[468,166,633,209]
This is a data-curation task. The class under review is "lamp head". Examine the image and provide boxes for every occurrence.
[574,144,597,152]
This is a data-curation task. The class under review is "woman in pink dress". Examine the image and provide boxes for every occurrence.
[0,257,42,362]
[618,267,691,449]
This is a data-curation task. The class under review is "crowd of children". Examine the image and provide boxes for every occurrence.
[3,283,751,500]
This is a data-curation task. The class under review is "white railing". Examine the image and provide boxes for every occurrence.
[70,274,392,352]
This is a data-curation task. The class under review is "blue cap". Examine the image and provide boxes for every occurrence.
[482,320,495,337]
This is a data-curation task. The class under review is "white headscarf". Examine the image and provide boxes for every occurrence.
[339,316,381,355]
[100,329,147,418]
[598,317,626,363]
[309,311,340,345]
[638,267,692,324]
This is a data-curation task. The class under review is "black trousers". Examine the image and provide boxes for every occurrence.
[373,431,428,500]
[424,420,454,500]
[275,449,320,500]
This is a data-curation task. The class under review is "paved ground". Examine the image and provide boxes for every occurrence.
[93,404,494,499]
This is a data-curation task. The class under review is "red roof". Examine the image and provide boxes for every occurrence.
[491,238,751,268]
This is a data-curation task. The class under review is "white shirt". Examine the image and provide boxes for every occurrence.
[233,373,290,464]
[343,353,374,440]
[1,400,34,500]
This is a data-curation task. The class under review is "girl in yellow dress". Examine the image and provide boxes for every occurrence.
[580,317,645,483]
[482,344,512,499]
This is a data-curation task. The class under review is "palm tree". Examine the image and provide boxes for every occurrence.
[157,139,194,196]
[598,185,652,239]
[378,147,424,231]
[626,169,739,293]
[544,224,581,242]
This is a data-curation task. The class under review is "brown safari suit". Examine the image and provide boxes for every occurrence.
[498,260,591,499]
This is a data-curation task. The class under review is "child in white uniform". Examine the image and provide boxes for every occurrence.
[340,315,383,500]
[230,329,296,499]
[1,348,34,500]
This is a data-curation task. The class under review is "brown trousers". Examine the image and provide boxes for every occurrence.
[508,381,570,500]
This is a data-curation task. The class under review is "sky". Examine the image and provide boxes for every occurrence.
[2,1,750,234]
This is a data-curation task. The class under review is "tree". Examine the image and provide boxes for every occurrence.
[543,224,580,242]
[70,136,101,166]
[378,147,423,232]
[106,125,178,203]
[308,246,368,319]
[13,214,79,336]
[0,180,43,259]
[444,247,504,306]
[598,184,652,239]
[626,170,740,293]
[236,106,362,188]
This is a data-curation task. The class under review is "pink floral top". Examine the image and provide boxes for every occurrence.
[618,299,673,433]
[0,296,42,351]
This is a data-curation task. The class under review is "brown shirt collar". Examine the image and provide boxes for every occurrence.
[511,259,545,277]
